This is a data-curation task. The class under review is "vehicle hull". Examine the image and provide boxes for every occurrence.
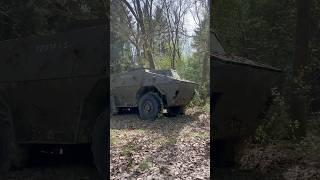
[212,53,281,140]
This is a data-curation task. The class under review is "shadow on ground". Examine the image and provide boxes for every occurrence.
[1,145,100,180]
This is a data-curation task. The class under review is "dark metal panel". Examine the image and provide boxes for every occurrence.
[10,77,101,143]
[0,26,107,82]
[212,56,281,139]
[0,25,108,144]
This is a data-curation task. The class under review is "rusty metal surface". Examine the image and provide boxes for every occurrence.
[0,25,107,144]
[110,68,196,108]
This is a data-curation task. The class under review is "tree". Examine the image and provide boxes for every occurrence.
[289,0,311,137]
[120,0,156,69]
[163,0,191,69]
[192,0,209,100]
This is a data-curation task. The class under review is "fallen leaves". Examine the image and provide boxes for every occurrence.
[110,108,210,179]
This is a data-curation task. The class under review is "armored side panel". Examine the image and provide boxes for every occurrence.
[111,68,196,108]
[212,53,281,140]
[111,69,144,107]
[0,25,107,144]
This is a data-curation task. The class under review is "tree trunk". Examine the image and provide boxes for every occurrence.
[290,0,311,138]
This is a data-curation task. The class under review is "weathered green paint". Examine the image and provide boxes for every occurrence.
[110,68,196,109]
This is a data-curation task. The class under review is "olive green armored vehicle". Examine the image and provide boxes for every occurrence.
[0,25,107,179]
[211,30,282,165]
[110,68,197,120]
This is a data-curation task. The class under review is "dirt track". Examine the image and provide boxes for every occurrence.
[110,108,210,180]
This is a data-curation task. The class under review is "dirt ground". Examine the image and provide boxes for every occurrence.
[110,107,210,180]
[237,116,320,180]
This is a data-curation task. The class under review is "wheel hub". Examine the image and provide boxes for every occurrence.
[144,101,153,112]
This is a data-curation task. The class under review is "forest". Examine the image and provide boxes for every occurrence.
[110,1,210,179]
[213,0,320,178]
[110,0,210,105]
[0,0,209,103]
[0,0,211,179]
[1,0,319,179]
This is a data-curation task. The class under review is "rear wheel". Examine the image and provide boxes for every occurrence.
[0,123,11,173]
[0,100,29,173]
[138,92,162,120]
[0,100,14,173]
[0,98,12,172]
[91,111,107,180]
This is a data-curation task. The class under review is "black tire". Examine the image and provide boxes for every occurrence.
[0,99,13,173]
[0,100,29,172]
[13,144,30,169]
[166,106,184,117]
[138,92,162,120]
[91,111,107,180]
[0,124,11,173]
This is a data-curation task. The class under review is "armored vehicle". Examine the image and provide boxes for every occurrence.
[211,30,282,165]
[110,68,197,120]
[0,25,107,179]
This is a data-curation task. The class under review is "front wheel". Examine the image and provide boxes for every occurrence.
[91,111,107,179]
[138,92,162,120]
[0,123,12,173]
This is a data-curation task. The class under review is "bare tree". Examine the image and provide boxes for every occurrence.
[290,0,311,138]
[191,0,209,84]
[120,0,156,69]
[163,0,191,69]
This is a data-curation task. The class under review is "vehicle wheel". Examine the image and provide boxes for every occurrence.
[110,96,118,115]
[0,101,13,173]
[0,104,28,172]
[138,92,162,120]
[167,106,184,117]
[91,110,107,180]
[0,124,11,173]
[13,144,30,169]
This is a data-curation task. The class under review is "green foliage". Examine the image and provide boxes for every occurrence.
[155,53,209,107]
[154,55,172,70]
[253,89,301,144]
[213,0,296,68]
[138,158,152,171]
[214,0,320,142]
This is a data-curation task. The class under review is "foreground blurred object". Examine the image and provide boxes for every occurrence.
[211,30,282,166]
[0,25,108,179]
